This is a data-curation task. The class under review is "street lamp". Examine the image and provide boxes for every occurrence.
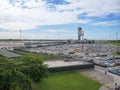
[116,33,118,52]
[81,30,84,52]
[20,29,22,41]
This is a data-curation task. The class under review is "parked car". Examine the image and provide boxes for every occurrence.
[81,57,94,63]
[108,69,118,74]
[115,85,120,90]
[108,68,120,76]
[64,56,74,61]
[96,62,111,67]
[115,60,120,66]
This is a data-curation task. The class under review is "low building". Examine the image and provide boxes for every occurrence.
[0,42,25,50]
[0,49,22,59]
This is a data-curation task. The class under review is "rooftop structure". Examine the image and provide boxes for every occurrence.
[44,60,94,73]
[44,60,88,68]
[0,49,22,59]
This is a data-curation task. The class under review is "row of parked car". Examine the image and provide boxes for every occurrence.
[95,55,120,60]
[105,56,120,60]
[95,60,120,67]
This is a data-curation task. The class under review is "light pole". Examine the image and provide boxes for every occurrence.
[116,33,118,52]
[20,29,22,41]
[81,30,84,52]
[58,31,60,40]
[116,33,118,44]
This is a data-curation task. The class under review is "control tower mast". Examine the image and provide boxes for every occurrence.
[78,27,84,41]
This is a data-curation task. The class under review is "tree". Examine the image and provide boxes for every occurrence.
[0,59,31,90]
[0,55,49,90]
[19,56,49,82]
[116,51,120,55]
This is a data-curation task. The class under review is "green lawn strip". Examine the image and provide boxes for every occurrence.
[112,52,120,55]
[96,41,120,47]
[111,43,120,47]
[14,50,63,61]
[32,72,101,90]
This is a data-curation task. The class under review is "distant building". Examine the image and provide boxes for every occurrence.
[0,49,22,59]
[0,42,25,50]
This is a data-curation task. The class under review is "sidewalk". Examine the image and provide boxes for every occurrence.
[78,68,115,90]
[99,85,111,90]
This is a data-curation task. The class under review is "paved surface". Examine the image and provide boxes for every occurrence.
[78,66,115,90]
[99,86,111,90]
[44,60,89,68]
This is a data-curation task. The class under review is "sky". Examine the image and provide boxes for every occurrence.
[0,0,120,40]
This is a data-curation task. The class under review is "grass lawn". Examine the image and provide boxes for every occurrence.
[96,41,120,47]
[14,50,63,61]
[32,72,101,90]
[110,42,120,47]
[113,51,120,55]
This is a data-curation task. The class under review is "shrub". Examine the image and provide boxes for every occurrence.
[0,59,31,90]
[19,56,49,82]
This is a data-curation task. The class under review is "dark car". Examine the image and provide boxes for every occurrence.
[117,73,120,76]
[115,85,120,90]
[115,61,120,66]
[97,62,113,67]
[64,56,74,61]
[108,68,120,76]
[108,69,118,74]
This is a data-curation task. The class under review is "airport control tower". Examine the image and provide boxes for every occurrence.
[78,27,84,41]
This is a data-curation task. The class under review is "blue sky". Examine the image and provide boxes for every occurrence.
[0,0,120,40]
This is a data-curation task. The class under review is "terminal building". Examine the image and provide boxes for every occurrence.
[0,42,25,51]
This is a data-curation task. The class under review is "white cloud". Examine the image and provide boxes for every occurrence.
[43,29,73,33]
[0,30,77,39]
[58,0,120,17]
[0,0,120,31]
[92,21,120,26]
[0,31,20,39]
[0,22,39,30]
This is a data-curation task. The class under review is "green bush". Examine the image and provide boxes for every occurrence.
[19,56,49,82]
[116,52,120,55]
[0,59,31,90]
[0,56,49,90]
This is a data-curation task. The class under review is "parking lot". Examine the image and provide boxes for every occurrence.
[24,44,118,56]
[24,43,120,90]
[78,66,116,90]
